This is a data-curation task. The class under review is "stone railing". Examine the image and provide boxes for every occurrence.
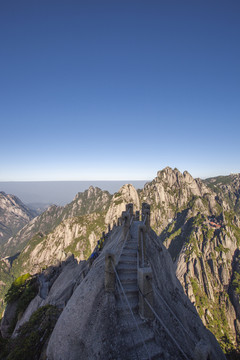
[104,202,154,320]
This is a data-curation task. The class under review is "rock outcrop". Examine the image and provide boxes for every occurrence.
[44,223,225,360]
[10,212,106,277]
[1,168,240,358]
[1,186,112,258]
[140,167,213,233]
[0,192,37,246]
[105,184,140,227]
[160,201,240,352]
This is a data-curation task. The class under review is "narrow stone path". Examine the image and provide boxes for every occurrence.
[116,221,164,360]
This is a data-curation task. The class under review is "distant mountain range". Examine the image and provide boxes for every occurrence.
[0,168,239,358]
[0,180,148,206]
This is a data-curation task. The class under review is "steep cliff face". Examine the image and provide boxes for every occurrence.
[0,187,111,316]
[204,174,240,214]
[158,188,240,353]
[0,258,13,311]
[129,167,240,354]
[10,212,105,277]
[1,169,239,358]
[0,192,37,246]
[1,224,225,360]
[1,205,64,258]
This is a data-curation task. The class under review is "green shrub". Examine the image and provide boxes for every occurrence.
[5,274,31,304]
[232,272,240,295]
[5,274,38,335]
[5,305,61,360]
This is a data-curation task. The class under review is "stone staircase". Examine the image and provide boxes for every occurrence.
[116,221,164,360]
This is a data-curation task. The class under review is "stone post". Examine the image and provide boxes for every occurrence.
[138,267,154,320]
[135,211,140,221]
[122,211,130,238]
[108,224,111,233]
[117,217,121,226]
[138,225,146,268]
[142,203,150,229]
[126,203,133,217]
[105,252,115,292]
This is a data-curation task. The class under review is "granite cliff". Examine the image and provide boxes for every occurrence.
[1,186,112,258]
[0,220,226,360]
[0,192,37,247]
[0,168,240,358]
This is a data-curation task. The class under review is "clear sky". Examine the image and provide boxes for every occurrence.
[0,0,239,181]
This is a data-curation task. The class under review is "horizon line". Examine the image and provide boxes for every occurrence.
[0,179,151,183]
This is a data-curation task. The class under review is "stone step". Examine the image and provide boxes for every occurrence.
[118,272,137,284]
[118,255,137,266]
[121,283,138,293]
[126,244,138,250]
[121,252,137,258]
[117,266,137,275]
[123,244,137,251]
[117,283,138,297]
[118,313,144,328]
[122,247,137,254]
[118,261,137,269]
[127,239,138,244]
[121,250,137,261]
[117,296,138,313]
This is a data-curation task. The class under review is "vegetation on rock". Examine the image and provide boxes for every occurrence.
[0,305,61,360]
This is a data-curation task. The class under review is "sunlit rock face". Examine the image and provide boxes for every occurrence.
[0,191,36,246]
[105,184,140,227]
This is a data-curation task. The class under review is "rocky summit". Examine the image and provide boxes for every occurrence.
[0,167,239,359]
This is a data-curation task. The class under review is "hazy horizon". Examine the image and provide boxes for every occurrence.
[1,168,239,207]
[0,180,148,206]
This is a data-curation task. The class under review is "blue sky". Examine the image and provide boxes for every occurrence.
[0,0,239,181]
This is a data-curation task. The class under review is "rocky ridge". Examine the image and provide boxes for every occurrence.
[0,192,37,246]
[0,168,240,357]
[105,184,140,227]
[11,212,106,277]
[151,169,240,354]
[1,223,226,360]
[204,173,240,215]
[1,186,112,258]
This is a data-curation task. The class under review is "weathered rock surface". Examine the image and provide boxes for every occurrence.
[45,224,225,360]
[0,191,37,246]
[10,212,105,276]
[1,186,112,258]
[140,167,214,234]
[105,184,140,227]
[204,173,240,214]
[161,200,240,352]
[1,168,239,357]
[11,256,88,339]
[1,300,18,338]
